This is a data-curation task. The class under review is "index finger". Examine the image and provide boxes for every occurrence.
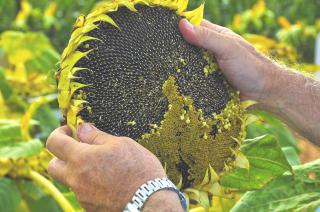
[200,19,255,50]
[46,126,82,161]
[201,20,233,34]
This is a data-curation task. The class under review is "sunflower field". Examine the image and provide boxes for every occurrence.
[0,0,320,211]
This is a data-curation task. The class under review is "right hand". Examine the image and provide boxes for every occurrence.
[179,19,278,102]
[46,124,168,212]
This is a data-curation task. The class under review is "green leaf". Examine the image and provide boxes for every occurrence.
[34,105,61,140]
[0,124,22,144]
[49,181,81,210]
[18,180,46,200]
[27,195,62,212]
[220,135,292,190]
[18,180,62,212]
[0,31,59,75]
[282,146,301,166]
[0,178,21,212]
[63,192,82,211]
[0,68,13,99]
[246,111,299,152]
[231,160,320,212]
[0,139,43,159]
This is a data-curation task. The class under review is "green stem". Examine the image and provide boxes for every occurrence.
[219,196,226,212]
[27,170,75,212]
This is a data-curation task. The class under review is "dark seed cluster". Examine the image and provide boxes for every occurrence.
[74,5,230,140]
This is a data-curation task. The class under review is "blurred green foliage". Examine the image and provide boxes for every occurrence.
[200,0,320,26]
[199,0,320,63]
[231,159,320,212]
[0,0,97,52]
[1,0,319,59]
[0,0,319,211]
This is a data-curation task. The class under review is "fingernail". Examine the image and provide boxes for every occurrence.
[78,123,93,135]
[183,19,194,33]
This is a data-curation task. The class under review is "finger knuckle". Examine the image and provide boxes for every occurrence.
[69,149,89,167]
[69,152,83,164]
[46,131,58,150]
[198,27,212,44]
[47,160,55,175]
[91,131,106,144]
[68,151,90,173]
[106,144,121,156]
[67,174,79,189]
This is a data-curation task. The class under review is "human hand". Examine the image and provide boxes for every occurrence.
[179,19,278,102]
[46,124,176,212]
[179,19,320,145]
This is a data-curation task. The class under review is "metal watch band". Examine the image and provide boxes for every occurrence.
[123,177,187,212]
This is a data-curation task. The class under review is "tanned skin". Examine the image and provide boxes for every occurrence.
[46,19,320,211]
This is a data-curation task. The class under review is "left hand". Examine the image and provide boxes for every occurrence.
[46,124,166,212]
[179,19,276,102]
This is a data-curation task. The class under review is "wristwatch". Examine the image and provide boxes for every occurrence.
[123,178,187,212]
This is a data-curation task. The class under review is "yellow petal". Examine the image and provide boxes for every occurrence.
[177,0,189,14]
[67,105,82,130]
[185,188,200,202]
[176,175,183,190]
[198,191,210,209]
[71,99,88,107]
[134,0,150,6]
[58,90,72,112]
[119,0,137,12]
[73,15,86,30]
[70,67,88,75]
[183,3,204,26]
[209,164,219,182]
[208,182,224,196]
[241,100,258,109]
[70,82,91,97]
[198,168,210,187]
[234,151,250,170]
[189,207,205,212]
[62,36,98,60]
[88,2,119,19]
[87,14,119,28]
[61,50,93,72]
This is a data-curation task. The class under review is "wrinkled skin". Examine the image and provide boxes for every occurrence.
[179,19,276,102]
[46,124,178,211]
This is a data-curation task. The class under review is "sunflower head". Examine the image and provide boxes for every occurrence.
[57,0,246,206]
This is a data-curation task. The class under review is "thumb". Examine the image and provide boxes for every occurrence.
[77,123,114,145]
[179,19,230,57]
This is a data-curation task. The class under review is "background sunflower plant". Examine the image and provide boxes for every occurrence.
[0,0,319,211]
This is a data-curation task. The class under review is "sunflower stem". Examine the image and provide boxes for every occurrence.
[27,170,75,212]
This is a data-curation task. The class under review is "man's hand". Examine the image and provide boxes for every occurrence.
[46,124,182,212]
[179,19,320,145]
[179,19,277,102]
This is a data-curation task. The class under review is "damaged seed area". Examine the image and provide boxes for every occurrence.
[138,77,244,188]
[74,5,230,140]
